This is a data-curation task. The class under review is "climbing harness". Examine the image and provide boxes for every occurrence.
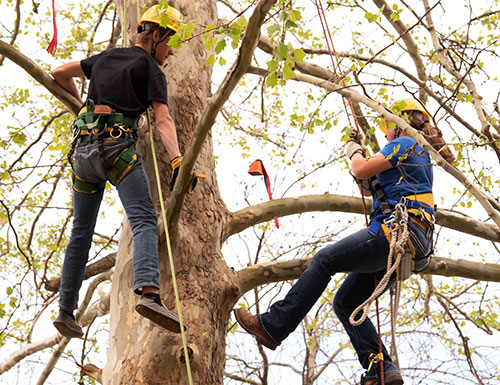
[248,159,280,228]
[147,110,194,385]
[313,1,388,380]
[68,99,139,193]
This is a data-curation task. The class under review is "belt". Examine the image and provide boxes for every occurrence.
[409,214,429,233]
[77,131,137,143]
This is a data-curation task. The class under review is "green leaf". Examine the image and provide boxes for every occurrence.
[205,54,215,67]
[214,38,226,54]
[12,131,27,145]
[6,287,13,295]
[285,20,298,29]
[267,24,281,39]
[168,34,181,48]
[230,26,241,43]
[276,42,289,59]
[283,63,295,80]
[266,73,278,87]
[293,48,306,62]
[266,59,280,72]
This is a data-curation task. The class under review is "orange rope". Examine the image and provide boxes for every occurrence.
[313,0,369,226]
[313,0,360,131]
[314,2,385,383]
[374,276,386,385]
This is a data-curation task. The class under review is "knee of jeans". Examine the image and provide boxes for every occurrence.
[333,291,350,317]
[310,248,333,271]
[128,212,158,232]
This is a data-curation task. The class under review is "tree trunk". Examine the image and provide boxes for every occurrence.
[103,1,239,383]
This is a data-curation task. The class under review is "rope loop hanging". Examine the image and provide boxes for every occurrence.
[349,201,409,327]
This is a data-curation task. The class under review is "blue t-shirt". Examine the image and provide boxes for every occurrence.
[369,136,434,234]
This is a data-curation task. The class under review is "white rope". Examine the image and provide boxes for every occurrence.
[390,281,402,368]
[349,204,409,327]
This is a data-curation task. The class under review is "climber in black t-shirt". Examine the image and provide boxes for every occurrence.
[50,4,202,338]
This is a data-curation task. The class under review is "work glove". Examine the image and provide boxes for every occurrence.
[344,130,365,159]
[348,130,363,145]
[170,156,207,193]
[345,141,364,159]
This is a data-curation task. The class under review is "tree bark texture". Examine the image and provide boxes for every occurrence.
[103,1,239,384]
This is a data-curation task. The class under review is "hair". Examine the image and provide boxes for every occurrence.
[136,23,173,44]
[407,111,456,165]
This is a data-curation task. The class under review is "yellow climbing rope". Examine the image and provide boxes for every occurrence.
[122,2,193,382]
[147,111,194,385]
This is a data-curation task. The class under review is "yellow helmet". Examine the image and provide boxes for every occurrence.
[379,98,431,134]
[138,4,182,33]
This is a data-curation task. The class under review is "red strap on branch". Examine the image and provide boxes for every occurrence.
[248,159,280,229]
[46,0,58,56]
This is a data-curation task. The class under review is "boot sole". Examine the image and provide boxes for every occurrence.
[135,303,184,333]
[53,320,83,338]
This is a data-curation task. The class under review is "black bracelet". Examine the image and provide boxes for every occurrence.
[349,148,364,160]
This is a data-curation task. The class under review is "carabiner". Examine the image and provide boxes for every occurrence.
[110,124,123,138]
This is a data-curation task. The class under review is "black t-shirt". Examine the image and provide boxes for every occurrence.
[81,46,168,117]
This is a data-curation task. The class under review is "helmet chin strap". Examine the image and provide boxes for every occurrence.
[150,29,171,59]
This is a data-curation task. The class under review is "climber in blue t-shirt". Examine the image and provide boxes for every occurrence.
[234,98,453,385]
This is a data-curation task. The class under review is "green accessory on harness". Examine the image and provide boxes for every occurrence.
[72,173,105,195]
[71,144,139,193]
[106,144,138,185]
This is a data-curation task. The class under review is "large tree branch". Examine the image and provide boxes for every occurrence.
[299,48,489,139]
[167,0,278,227]
[224,194,500,244]
[372,0,428,101]
[44,253,116,292]
[247,65,500,228]
[0,41,80,114]
[235,256,500,297]
[422,0,500,161]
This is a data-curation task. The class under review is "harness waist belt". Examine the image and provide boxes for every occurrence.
[76,105,137,129]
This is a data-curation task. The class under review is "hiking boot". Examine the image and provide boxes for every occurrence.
[53,310,84,338]
[360,361,404,385]
[234,308,278,350]
[135,296,185,333]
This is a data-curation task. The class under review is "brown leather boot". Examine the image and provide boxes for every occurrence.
[234,308,278,350]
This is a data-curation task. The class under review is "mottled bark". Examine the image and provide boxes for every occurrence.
[102,1,276,384]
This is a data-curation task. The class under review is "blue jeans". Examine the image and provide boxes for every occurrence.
[259,221,432,370]
[59,136,160,311]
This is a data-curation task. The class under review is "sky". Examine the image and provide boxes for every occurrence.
[1,0,499,384]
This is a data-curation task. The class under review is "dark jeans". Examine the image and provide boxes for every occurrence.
[259,221,432,370]
[59,136,159,311]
